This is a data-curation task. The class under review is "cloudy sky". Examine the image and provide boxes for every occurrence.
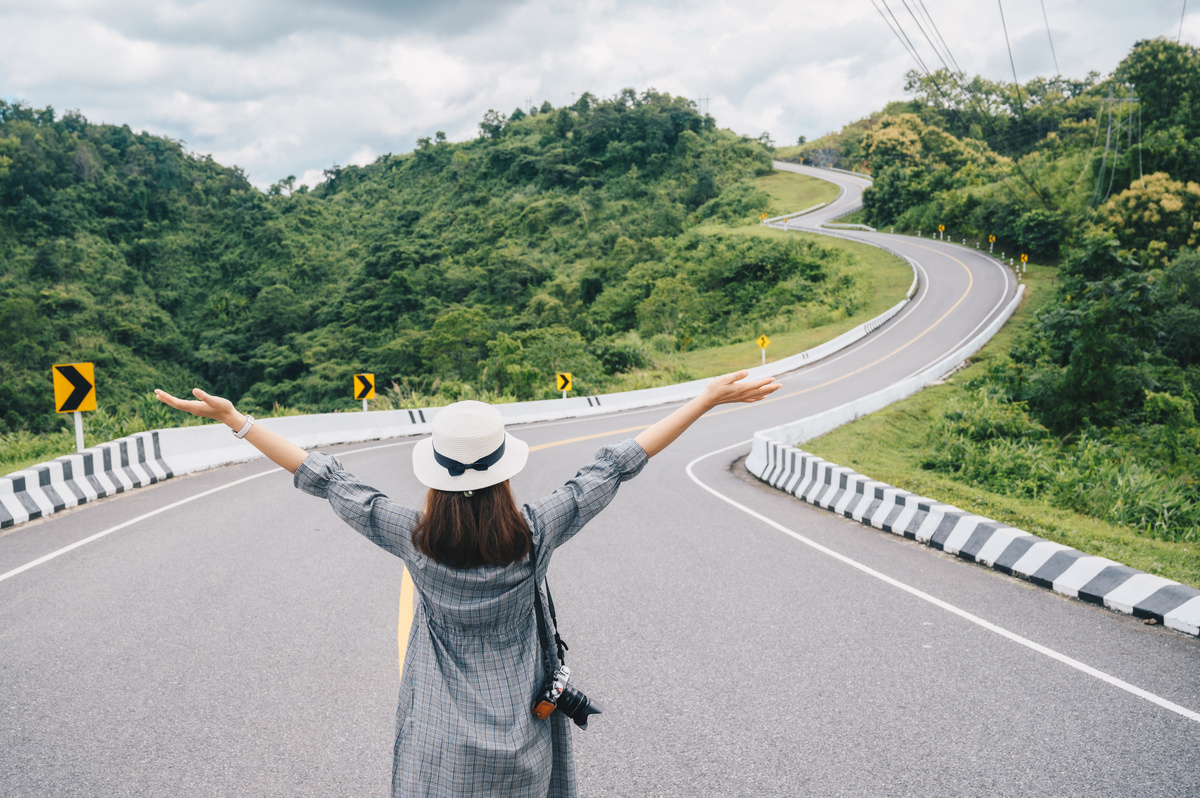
[2,0,1195,189]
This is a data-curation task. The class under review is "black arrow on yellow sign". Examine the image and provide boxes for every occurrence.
[54,364,96,413]
[355,374,375,400]
[556,372,572,392]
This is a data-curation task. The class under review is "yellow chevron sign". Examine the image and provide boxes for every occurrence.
[53,363,96,413]
[354,373,375,400]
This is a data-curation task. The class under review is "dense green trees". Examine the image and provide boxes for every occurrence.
[3,90,863,438]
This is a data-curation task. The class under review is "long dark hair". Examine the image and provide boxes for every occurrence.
[411,480,531,569]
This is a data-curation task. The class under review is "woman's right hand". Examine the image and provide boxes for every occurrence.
[154,388,241,426]
[700,370,780,406]
[154,388,307,473]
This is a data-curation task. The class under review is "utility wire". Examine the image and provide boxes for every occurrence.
[1062,103,1104,193]
[1181,0,1189,43]
[915,0,966,77]
[889,0,1052,208]
[872,0,1034,210]
[997,0,1025,113]
[1138,103,1145,187]
[876,0,933,75]
[1040,0,1060,74]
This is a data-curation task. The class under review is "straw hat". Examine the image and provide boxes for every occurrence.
[412,401,529,492]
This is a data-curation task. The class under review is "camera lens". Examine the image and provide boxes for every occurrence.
[556,685,603,730]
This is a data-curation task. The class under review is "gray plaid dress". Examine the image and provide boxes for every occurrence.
[294,438,648,797]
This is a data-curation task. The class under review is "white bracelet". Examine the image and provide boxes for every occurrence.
[233,415,255,439]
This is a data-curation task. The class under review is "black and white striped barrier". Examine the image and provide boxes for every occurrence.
[743,282,1200,638]
[749,441,1200,637]
[0,432,172,529]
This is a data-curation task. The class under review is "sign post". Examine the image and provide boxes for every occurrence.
[988,234,996,253]
[53,362,96,453]
[354,373,375,411]
[756,334,771,366]
[938,224,945,240]
[556,372,572,399]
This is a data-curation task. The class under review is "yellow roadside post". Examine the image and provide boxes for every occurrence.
[53,362,96,453]
[757,335,771,367]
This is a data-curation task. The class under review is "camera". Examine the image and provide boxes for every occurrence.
[532,665,603,730]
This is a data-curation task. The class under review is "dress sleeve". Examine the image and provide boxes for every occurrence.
[293,451,419,562]
[523,438,649,552]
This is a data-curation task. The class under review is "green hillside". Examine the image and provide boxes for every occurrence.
[1,90,912,472]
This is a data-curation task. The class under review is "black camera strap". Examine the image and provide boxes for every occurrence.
[531,534,568,676]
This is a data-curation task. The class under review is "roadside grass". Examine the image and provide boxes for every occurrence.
[802,262,1200,589]
[830,208,869,226]
[751,170,840,214]
[771,145,804,160]
[666,230,911,378]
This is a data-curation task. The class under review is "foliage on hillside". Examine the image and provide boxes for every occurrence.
[804,38,1200,543]
[1,90,875,439]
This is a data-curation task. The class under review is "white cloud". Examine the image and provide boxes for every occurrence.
[1,0,1194,188]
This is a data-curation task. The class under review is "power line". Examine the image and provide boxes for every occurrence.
[916,0,964,77]
[907,0,964,79]
[1040,0,1060,74]
[997,0,1025,114]
[1137,103,1144,187]
[886,0,1053,208]
[871,0,1035,209]
[1181,0,1189,43]
[872,0,932,75]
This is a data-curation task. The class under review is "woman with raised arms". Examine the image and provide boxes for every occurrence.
[155,369,779,797]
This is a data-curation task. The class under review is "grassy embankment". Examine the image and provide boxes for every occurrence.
[802,263,1200,589]
[626,170,911,382]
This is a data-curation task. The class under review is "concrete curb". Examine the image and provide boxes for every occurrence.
[747,442,1200,638]
[0,432,172,529]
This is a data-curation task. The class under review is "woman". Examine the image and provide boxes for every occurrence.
[155,370,778,797]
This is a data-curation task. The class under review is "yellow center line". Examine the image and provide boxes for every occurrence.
[722,240,975,405]
[402,242,977,672]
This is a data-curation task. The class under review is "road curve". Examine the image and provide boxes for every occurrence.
[2,167,1198,797]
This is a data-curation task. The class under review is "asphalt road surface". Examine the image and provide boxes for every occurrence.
[2,166,1197,797]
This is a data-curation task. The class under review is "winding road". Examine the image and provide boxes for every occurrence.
[2,164,1197,797]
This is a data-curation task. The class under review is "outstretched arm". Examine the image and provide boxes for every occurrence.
[154,388,309,474]
[634,370,780,458]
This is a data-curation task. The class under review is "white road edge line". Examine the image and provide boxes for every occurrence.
[0,439,424,585]
[685,439,1200,726]
[0,468,281,585]
[898,247,1014,383]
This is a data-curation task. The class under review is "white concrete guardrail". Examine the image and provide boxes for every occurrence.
[0,247,919,530]
[761,202,826,226]
[822,222,877,232]
[742,284,1200,638]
